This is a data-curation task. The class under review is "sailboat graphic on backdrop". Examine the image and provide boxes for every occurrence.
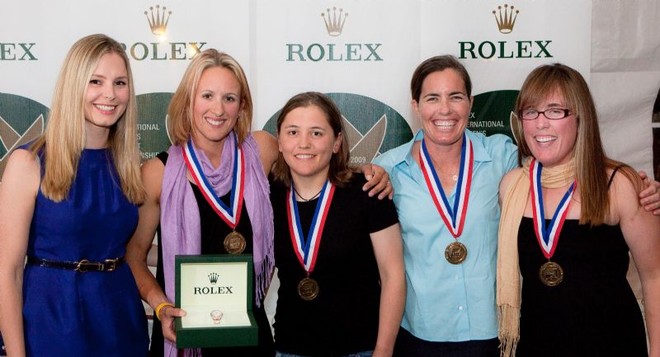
[0,115,45,174]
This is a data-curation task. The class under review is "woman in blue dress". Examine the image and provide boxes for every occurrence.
[0,34,149,356]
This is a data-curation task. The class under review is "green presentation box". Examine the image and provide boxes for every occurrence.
[175,254,257,348]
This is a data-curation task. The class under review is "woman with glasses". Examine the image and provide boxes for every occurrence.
[497,63,660,357]
[374,55,660,357]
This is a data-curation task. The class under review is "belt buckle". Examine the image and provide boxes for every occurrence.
[104,258,119,272]
[75,259,102,272]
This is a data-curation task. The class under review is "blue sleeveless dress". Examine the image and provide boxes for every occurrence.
[22,148,148,356]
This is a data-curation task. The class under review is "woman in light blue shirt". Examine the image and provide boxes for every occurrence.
[374,55,660,357]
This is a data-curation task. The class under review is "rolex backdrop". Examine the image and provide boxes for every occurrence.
[1,0,658,179]
[1,0,658,351]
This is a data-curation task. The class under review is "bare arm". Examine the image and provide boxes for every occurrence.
[125,158,184,342]
[614,173,660,357]
[252,130,279,177]
[0,149,40,357]
[370,223,406,357]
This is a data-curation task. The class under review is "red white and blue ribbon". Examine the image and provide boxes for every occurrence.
[286,180,335,273]
[529,159,577,259]
[419,134,474,238]
[182,138,245,229]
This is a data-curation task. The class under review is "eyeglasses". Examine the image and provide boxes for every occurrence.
[519,108,572,120]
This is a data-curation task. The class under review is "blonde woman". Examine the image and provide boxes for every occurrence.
[0,34,148,356]
[125,50,390,357]
[125,49,276,357]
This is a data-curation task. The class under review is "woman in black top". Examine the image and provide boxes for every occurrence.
[270,92,406,357]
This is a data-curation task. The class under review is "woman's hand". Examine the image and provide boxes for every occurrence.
[639,170,660,216]
[158,304,187,343]
[360,163,393,200]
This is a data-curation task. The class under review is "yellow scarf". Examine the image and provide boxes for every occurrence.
[497,157,576,357]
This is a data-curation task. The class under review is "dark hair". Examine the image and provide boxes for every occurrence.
[271,91,353,187]
[410,55,472,101]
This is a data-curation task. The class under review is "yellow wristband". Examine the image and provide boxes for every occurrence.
[155,302,174,320]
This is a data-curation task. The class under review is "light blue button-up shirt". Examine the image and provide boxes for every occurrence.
[374,129,518,342]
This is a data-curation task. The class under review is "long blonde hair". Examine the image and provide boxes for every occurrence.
[167,49,253,146]
[31,34,144,204]
[512,63,641,225]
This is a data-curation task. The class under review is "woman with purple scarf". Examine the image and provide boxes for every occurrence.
[126,49,391,357]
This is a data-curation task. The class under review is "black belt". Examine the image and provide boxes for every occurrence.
[26,256,124,272]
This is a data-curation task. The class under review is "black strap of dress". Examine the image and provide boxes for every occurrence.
[607,165,623,188]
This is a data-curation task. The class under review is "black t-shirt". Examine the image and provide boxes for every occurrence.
[270,175,399,356]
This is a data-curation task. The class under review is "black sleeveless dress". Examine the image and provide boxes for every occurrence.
[516,217,648,357]
[150,152,275,357]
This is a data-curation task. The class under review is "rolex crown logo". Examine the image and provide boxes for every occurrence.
[144,5,172,37]
[321,7,348,37]
[208,272,219,284]
[492,4,519,34]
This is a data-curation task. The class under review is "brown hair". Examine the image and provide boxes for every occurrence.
[512,63,642,225]
[271,92,353,187]
[410,55,472,101]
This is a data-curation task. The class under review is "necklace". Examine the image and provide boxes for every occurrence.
[292,186,323,202]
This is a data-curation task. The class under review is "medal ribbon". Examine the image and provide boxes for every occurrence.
[182,137,245,229]
[419,134,474,238]
[286,180,335,273]
[529,159,577,259]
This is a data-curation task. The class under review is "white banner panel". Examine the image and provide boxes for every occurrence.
[253,0,420,163]
[419,0,591,93]
[0,0,252,162]
[1,0,657,178]
[594,71,657,174]
[253,0,419,123]
[591,0,659,176]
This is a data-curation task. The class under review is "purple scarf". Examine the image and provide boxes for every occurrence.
[159,133,274,356]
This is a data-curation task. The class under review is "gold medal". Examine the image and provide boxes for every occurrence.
[445,241,467,264]
[539,261,563,287]
[223,231,246,254]
[297,277,320,301]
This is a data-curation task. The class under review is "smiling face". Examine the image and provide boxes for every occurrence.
[191,66,243,149]
[83,52,129,144]
[413,69,473,149]
[278,105,342,184]
[521,89,578,168]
